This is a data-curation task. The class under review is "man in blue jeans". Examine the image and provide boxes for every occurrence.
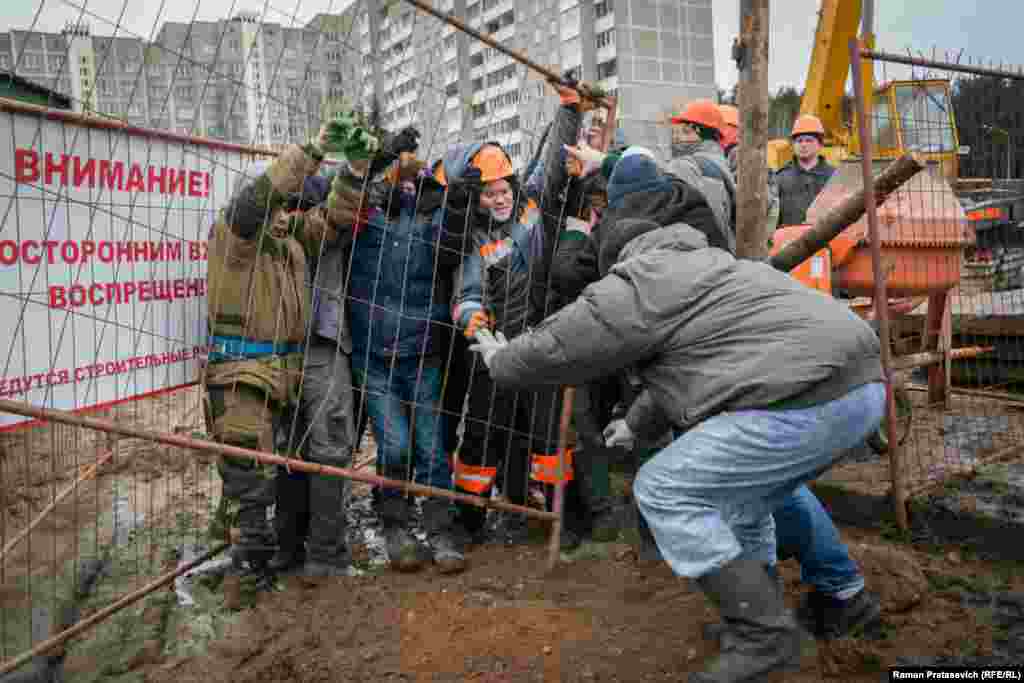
[337,129,468,574]
[471,210,887,681]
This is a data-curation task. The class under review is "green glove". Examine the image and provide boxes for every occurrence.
[320,111,380,161]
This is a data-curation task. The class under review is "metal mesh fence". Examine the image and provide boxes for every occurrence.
[0,0,617,670]
[807,49,1024,504]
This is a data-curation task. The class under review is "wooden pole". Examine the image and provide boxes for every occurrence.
[546,388,576,572]
[768,152,925,273]
[0,399,557,522]
[734,0,770,259]
[850,38,908,532]
[0,449,115,565]
[0,543,229,676]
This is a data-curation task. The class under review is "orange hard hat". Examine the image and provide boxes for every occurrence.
[432,144,514,186]
[791,114,826,138]
[718,104,739,129]
[671,99,725,133]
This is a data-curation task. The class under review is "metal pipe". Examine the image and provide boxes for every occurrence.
[850,38,910,532]
[546,387,576,571]
[0,543,229,676]
[861,49,1024,81]
[0,399,558,521]
[400,0,612,108]
[0,449,115,565]
[889,346,994,371]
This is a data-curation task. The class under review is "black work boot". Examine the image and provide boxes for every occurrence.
[377,495,426,572]
[797,588,881,639]
[269,470,309,574]
[702,564,784,644]
[422,498,467,574]
[454,499,489,546]
[221,462,277,571]
[303,474,358,578]
[691,558,801,682]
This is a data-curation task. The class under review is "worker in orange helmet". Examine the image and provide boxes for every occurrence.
[718,104,740,163]
[775,114,836,226]
[432,75,590,547]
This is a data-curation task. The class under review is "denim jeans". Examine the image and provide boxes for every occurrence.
[775,484,864,597]
[354,354,451,500]
[634,382,885,578]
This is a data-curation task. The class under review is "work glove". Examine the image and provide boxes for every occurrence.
[564,142,607,169]
[326,173,369,233]
[446,166,483,211]
[463,309,494,340]
[603,419,635,450]
[317,111,381,161]
[468,328,508,369]
[370,126,422,178]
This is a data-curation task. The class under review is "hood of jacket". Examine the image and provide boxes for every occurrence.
[609,221,710,272]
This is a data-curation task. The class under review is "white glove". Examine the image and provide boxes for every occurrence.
[564,142,607,168]
[468,328,508,369]
[603,419,635,450]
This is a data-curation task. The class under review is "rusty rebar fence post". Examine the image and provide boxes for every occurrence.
[0,400,558,521]
[849,39,909,532]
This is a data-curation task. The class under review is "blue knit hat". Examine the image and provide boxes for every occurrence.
[606,146,670,208]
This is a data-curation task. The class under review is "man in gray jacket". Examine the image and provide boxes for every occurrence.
[470,217,885,682]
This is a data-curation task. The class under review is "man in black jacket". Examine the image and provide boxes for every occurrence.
[471,216,886,682]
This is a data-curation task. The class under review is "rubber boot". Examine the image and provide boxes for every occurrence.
[635,500,663,563]
[268,469,309,574]
[422,498,467,574]
[303,473,357,578]
[796,588,882,639]
[691,558,801,683]
[221,462,277,571]
[454,495,489,546]
[378,494,426,572]
[702,564,784,644]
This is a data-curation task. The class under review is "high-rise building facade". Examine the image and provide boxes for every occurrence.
[0,0,715,163]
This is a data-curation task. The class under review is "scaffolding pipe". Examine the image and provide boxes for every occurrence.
[0,543,229,676]
[546,387,576,572]
[850,38,909,531]
[861,49,1024,81]
[0,399,558,521]
[401,0,612,108]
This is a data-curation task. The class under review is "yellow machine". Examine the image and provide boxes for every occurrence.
[766,0,960,183]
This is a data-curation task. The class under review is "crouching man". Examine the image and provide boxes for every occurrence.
[469,217,885,682]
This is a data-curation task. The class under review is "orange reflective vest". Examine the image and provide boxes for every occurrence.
[530,449,574,485]
[453,458,498,494]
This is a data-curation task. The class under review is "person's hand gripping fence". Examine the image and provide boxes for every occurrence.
[463,310,495,341]
[603,419,635,450]
[370,126,422,178]
[318,111,381,161]
[468,328,508,370]
[563,141,608,170]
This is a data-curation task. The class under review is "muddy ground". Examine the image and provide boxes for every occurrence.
[49,493,1024,683]
[5,384,1024,682]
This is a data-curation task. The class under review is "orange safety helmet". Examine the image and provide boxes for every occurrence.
[718,104,739,130]
[791,114,826,139]
[432,144,515,186]
[671,99,725,134]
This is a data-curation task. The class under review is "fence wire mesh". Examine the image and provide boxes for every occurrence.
[0,0,631,669]
[810,50,1024,504]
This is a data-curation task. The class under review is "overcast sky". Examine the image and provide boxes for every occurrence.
[5,0,1023,91]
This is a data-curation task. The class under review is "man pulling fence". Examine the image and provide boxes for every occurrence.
[469,212,885,680]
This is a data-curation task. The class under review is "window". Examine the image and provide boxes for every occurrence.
[473,102,487,118]
[22,53,43,70]
[176,85,194,99]
[472,77,483,91]
[0,55,9,69]
[594,0,612,18]
[470,52,484,67]
[47,55,64,72]
[596,58,616,79]
[445,82,458,97]
[596,28,614,49]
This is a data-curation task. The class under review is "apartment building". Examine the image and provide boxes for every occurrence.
[0,0,715,162]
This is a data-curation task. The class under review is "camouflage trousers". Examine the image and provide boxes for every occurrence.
[205,383,285,550]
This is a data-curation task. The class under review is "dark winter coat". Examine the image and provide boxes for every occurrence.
[449,103,581,338]
[488,222,883,439]
[550,143,736,302]
[775,156,835,226]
